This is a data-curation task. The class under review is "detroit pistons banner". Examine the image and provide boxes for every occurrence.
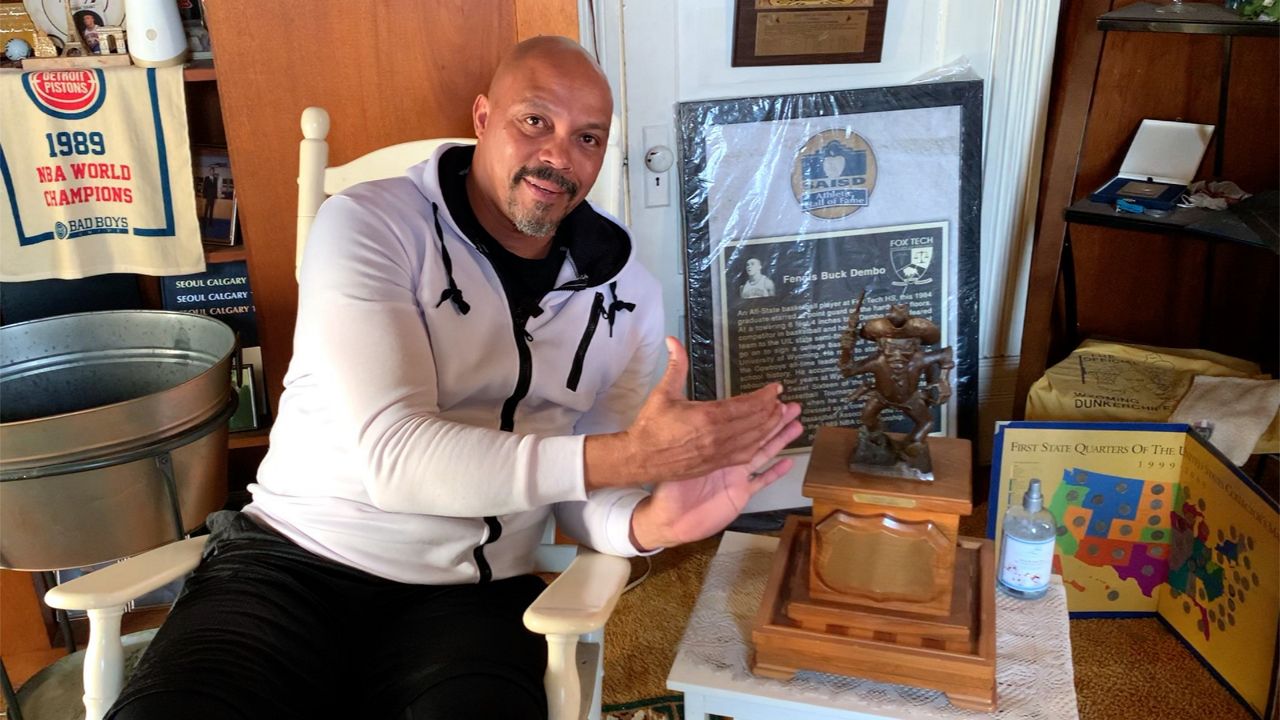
[0,66,204,281]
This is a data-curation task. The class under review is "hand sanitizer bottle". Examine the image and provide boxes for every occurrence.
[998,478,1056,599]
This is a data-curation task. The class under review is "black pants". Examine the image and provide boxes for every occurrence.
[108,511,548,720]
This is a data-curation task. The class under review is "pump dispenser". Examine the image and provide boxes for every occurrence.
[997,478,1057,599]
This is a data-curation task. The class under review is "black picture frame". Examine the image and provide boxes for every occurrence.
[678,80,983,446]
[229,361,259,432]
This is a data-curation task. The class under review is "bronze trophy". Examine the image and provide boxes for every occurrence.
[838,298,954,478]
[750,299,997,711]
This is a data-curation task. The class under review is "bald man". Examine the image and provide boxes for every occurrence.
[108,37,800,720]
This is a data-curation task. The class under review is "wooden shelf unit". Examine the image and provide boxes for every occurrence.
[1012,0,1279,419]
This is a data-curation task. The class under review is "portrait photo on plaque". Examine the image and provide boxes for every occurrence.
[678,80,982,450]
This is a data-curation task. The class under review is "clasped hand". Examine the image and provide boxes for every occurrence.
[584,337,803,551]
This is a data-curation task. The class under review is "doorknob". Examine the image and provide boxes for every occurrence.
[643,145,674,173]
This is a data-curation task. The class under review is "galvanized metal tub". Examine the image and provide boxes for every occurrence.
[0,310,237,571]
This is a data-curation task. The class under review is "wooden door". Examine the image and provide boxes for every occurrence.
[202,1,578,413]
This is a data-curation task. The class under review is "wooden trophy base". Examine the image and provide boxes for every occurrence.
[751,516,997,712]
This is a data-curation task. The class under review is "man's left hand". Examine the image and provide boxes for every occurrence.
[628,402,803,551]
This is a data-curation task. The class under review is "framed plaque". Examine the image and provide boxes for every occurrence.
[732,0,889,67]
[678,81,983,449]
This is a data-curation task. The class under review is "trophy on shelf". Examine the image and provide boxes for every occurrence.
[750,297,997,711]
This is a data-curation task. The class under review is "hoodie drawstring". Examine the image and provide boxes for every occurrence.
[431,202,470,315]
[604,281,635,338]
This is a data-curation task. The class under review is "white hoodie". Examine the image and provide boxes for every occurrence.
[244,145,664,584]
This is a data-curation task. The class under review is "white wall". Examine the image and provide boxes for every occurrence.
[588,0,1058,505]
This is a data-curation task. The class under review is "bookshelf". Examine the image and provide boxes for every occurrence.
[1013,0,1278,419]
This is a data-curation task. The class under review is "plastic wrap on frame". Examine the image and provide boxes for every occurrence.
[677,81,983,447]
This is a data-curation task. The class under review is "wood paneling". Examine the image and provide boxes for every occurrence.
[1069,226,1210,347]
[516,0,578,42]
[1075,29,1222,195]
[0,570,64,687]
[202,2,577,412]
[1223,37,1280,192]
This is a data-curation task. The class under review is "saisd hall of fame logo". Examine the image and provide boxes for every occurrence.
[23,69,106,120]
[791,129,876,219]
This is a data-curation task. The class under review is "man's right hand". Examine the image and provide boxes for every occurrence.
[584,337,786,492]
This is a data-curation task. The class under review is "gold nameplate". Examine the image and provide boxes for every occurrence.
[755,0,873,8]
[851,492,917,508]
[755,10,868,56]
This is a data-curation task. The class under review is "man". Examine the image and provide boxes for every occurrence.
[78,13,101,54]
[110,36,800,720]
[740,257,776,299]
[200,170,217,227]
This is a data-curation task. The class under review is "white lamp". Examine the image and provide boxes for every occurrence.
[123,0,187,67]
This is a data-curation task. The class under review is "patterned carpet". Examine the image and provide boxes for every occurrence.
[603,694,686,720]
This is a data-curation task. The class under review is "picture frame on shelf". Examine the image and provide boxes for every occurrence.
[177,0,211,59]
[192,145,235,244]
[229,361,259,432]
[21,0,123,45]
[201,200,239,247]
[70,6,105,54]
[239,345,271,421]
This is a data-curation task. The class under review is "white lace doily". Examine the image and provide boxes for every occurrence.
[673,544,1080,719]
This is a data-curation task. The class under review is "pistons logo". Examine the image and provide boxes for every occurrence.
[23,69,107,120]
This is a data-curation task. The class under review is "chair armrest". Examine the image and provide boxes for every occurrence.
[523,551,630,636]
[44,536,208,611]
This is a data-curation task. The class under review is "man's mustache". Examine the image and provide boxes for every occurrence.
[512,166,578,197]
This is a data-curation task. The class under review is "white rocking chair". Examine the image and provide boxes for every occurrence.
[33,105,633,720]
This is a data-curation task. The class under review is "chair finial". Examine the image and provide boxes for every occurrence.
[301,107,331,140]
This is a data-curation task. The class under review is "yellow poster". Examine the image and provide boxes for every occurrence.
[991,422,1278,717]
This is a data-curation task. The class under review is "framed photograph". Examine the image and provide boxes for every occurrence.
[192,146,236,244]
[176,0,212,59]
[678,80,983,449]
[732,0,889,67]
[70,6,105,54]
[239,345,271,420]
[229,361,259,432]
[21,0,123,45]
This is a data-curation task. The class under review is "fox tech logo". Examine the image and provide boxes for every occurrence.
[24,69,106,120]
[791,129,877,219]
